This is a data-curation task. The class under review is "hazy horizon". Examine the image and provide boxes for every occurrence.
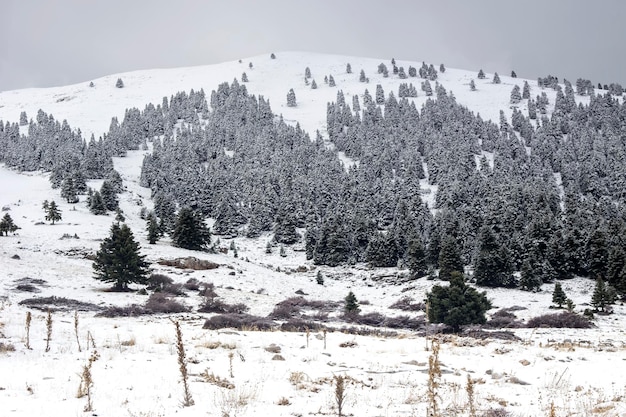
[2,0,626,92]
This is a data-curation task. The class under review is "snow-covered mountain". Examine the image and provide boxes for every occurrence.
[0,52,624,417]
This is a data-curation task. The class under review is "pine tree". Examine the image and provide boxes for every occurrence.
[328,75,336,87]
[439,63,446,73]
[510,85,522,104]
[0,213,19,236]
[522,80,531,99]
[45,200,62,225]
[375,84,385,104]
[115,78,124,88]
[99,181,119,211]
[270,53,276,59]
[406,235,427,279]
[552,282,567,308]
[311,79,317,89]
[438,236,463,281]
[470,79,476,91]
[359,69,367,82]
[346,63,352,74]
[93,223,149,291]
[591,277,610,313]
[286,89,297,107]
[316,270,324,285]
[305,67,311,79]
[344,291,360,315]
[511,70,517,78]
[172,207,211,251]
[241,72,248,82]
[477,69,486,79]
[61,177,79,203]
[146,213,161,244]
[89,191,107,215]
[492,72,501,84]
[427,272,492,332]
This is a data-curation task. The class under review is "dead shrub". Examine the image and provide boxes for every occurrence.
[485,309,524,329]
[96,304,148,317]
[146,273,173,291]
[526,312,593,329]
[198,298,249,314]
[145,293,190,313]
[183,278,201,291]
[202,314,275,331]
[389,296,425,312]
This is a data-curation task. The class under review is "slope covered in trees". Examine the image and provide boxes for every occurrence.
[2,58,626,296]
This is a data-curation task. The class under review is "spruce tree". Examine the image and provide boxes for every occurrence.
[100,181,119,211]
[427,272,492,332]
[470,79,476,91]
[172,207,211,251]
[591,277,610,313]
[89,191,107,215]
[146,213,161,244]
[375,84,385,104]
[346,63,352,74]
[286,89,297,107]
[45,200,62,225]
[61,178,79,203]
[438,236,463,281]
[316,270,324,285]
[0,213,19,236]
[552,282,567,308]
[492,72,501,84]
[115,78,124,88]
[344,291,360,315]
[93,223,149,291]
[477,69,486,79]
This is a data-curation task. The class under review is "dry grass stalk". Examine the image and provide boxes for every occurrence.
[427,339,442,417]
[173,320,194,407]
[548,401,557,417]
[228,351,234,378]
[334,374,346,417]
[25,311,32,349]
[467,374,477,417]
[78,350,99,411]
[277,396,291,405]
[306,327,310,348]
[45,310,52,352]
[74,311,81,352]
[87,331,96,349]
[201,369,235,389]
[323,329,327,350]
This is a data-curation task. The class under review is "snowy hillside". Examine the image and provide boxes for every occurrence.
[1,52,625,417]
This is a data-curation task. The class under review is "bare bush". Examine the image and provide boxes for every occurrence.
[96,304,149,318]
[145,293,189,313]
[183,278,201,291]
[526,312,593,329]
[202,314,275,331]
[146,273,173,291]
[19,296,101,312]
[485,309,524,329]
[162,283,186,296]
[389,296,425,312]
[198,298,248,314]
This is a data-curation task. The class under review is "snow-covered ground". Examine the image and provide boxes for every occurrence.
[0,52,625,417]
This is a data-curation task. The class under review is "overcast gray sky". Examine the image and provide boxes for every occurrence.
[1,0,625,91]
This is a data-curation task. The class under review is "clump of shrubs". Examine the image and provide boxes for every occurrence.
[485,309,524,328]
[146,273,173,291]
[145,293,190,313]
[389,296,425,312]
[526,312,593,329]
[202,314,275,331]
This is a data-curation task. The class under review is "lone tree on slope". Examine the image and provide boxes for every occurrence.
[45,200,62,224]
[93,223,149,291]
[0,213,19,236]
[426,272,492,332]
